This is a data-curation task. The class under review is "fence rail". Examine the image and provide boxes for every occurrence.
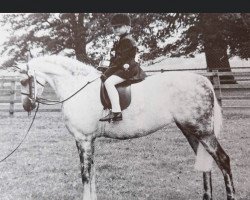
[145,68,250,110]
[1,69,250,115]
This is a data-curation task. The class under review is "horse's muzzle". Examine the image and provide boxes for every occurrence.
[22,97,37,112]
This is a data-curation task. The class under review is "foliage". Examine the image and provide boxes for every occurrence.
[0,13,249,70]
[135,13,250,61]
[0,13,113,68]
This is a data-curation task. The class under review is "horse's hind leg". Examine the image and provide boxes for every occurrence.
[199,134,236,200]
[175,121,213,200]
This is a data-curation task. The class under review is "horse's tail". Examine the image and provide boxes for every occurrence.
[194,82,223,172]
[213,94,223,138]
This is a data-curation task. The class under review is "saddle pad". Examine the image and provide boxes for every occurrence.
[100,82,131,111]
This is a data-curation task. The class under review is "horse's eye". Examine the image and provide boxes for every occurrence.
[20,79,28,86]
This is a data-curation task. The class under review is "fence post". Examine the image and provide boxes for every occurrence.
[9,80,16,116]
[212,70,222,107]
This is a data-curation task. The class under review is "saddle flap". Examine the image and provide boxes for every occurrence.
[100,82,131,111]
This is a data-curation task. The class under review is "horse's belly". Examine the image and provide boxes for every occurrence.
[103,110,173,139]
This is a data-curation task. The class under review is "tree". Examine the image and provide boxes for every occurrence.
[0,13,173,69]
[134,13,250,84]
[199,13,250,83]
[1,13,249,84]
[0,13,113,68]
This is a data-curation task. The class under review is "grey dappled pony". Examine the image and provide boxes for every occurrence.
[19,55,236,200]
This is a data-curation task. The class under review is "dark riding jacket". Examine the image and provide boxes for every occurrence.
[102,33,146,83]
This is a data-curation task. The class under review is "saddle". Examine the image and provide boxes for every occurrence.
[100,81,131,110]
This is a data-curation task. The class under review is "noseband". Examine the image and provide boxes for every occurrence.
[21,72,43,102]
[20,66,47,112]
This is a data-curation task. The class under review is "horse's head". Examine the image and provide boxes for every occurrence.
[19,66,46,112]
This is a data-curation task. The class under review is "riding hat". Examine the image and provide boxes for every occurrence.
[111,13,131,27]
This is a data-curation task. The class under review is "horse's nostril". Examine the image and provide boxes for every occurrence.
[23,103,31,112]
[31,102,37,110]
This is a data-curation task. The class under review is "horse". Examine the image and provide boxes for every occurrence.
[19,55,236,200]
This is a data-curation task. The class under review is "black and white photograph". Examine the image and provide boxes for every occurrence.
[0,13,249,200]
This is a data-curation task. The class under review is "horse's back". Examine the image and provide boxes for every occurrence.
[132,71,212,100]
[130,71,215,123]
[143,71,210,88]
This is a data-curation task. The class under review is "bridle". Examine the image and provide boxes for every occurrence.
[21,67,101,106]
[20,68,48,115]
[21,72,44,103]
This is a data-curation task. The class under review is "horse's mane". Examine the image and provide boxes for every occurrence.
[30,55,98,76]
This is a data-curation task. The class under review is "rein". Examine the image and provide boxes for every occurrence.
[0,103,40,163]
[36,76,100,105]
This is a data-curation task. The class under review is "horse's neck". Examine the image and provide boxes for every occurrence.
[47,74,98,101]
[30,57,100,100]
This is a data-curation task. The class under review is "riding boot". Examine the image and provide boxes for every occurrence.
[99,112,122,122]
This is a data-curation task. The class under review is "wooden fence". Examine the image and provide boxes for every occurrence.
[0,76,21,115]
[0,76,61,114]
[1,69,250,115]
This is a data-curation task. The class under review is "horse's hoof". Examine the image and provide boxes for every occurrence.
[203,194,212,200]
[227,196,236,200]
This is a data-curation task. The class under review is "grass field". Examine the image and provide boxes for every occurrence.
[0,109,250,200]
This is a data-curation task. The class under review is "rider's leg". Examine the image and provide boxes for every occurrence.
[105,75,125,112]
[99,75,125,121]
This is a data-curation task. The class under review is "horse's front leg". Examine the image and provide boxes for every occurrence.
[76,138,97,200]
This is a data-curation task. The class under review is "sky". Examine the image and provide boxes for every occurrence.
[0,26,17,75]
[0,28,9,66]
[0,30,7,44]
[0,13,9,45]
[0,29,8,46]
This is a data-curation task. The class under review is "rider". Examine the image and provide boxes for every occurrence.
[99,13,146,122]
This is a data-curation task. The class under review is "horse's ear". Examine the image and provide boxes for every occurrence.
[19,69,27,74]
[16,62,28,74]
